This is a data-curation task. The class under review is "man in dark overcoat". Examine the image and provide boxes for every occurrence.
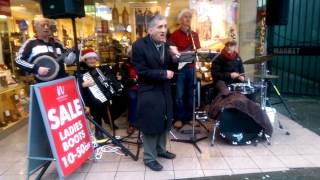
[132,15,179,171]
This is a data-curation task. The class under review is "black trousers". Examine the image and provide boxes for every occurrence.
[89,101,112,133]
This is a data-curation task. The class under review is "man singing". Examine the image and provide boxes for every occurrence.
[15,17,75,83]
[169,9,201,129]
[132,15,179,171]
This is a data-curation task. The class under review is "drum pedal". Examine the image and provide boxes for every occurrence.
[96,138,110,144]
[195,111,208,121]
[264,134,271,145]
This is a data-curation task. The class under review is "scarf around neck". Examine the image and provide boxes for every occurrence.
[221,47,238,61]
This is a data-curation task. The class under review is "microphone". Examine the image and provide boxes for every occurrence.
[187,28,192,38]
[188,28,199,62]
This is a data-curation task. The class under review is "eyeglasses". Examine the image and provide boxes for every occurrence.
[40,22,50,28]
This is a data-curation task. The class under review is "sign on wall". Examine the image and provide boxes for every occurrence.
[190,0,239,50]
[271,46,320,56]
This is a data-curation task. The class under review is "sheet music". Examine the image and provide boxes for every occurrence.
[178,62,189,70]
[177,51,195,70]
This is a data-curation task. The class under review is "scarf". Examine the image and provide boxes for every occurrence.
[221,47,238,61]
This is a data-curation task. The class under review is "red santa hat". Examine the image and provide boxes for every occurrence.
[81,48,98,61]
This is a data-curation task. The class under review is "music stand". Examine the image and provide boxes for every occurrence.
[170,34,207,153]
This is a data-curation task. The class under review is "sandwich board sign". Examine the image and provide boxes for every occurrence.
[27,76,93,179]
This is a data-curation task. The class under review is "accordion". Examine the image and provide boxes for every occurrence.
[83,66,124,103]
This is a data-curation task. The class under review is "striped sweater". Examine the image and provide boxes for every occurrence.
[15,37,75,82]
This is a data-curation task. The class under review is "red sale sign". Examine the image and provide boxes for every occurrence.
[38,78,93,177]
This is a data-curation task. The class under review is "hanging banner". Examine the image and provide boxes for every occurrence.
[0,0,11,16]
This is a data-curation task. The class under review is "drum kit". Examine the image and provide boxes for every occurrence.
[227,55,276,108]
[227,54,295,115]
[212,54,293,146]
[243,54,293,122]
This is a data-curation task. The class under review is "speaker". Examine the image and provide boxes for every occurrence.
[266,0,289,25]
[41,0,85,18]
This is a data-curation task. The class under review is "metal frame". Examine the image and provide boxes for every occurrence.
[267,0,320,96]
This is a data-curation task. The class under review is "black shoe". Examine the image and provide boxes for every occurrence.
[95,131,105,140]
[127,125,135,135]
[112,123,119,130]
[145,160,163,171]
[158,151,176,159]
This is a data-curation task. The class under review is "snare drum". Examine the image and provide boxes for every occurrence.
[228,82,255,94]
[228,81,257,101]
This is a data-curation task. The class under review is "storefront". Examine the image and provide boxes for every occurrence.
[0,0,31,136]
[0,0,257,136]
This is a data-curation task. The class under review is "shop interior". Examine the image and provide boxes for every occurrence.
[0,0,240,135]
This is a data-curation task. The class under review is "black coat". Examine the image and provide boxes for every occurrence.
[211,53,244,85]
[132,36,174,134]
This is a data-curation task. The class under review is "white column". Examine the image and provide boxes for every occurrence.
[0,36,3,64]
[239,0,257,79]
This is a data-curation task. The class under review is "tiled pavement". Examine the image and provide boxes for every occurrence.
[1,112,320,180]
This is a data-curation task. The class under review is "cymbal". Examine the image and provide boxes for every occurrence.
[243,55,274,64]
[254,74,279,79]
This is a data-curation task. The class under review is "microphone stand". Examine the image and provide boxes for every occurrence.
[171,29,207,153]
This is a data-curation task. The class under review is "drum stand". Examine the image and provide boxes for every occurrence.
[267,80,296,122]
[259,62,290,137]
[211,121,219,146]
[171,32,207,153]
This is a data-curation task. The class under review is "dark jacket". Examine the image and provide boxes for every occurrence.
[78,62,106,108]
[132,35,174,134]
[211,52,244,85]
[77,62,125,121]
[123,62,138,91]
[15,37,70,82]
[208,81,273,136]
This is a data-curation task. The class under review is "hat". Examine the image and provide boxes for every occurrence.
[224,40,237,47]
[81,48,98,61]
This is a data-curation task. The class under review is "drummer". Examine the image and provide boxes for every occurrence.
[15,17,76,83]
[211,40,245,85]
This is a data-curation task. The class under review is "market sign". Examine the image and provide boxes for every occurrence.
[27,77,93,179]
[270,46,320,56]
[0,0,11,16]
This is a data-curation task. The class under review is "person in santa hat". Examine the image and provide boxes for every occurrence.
[78,48,119,140]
